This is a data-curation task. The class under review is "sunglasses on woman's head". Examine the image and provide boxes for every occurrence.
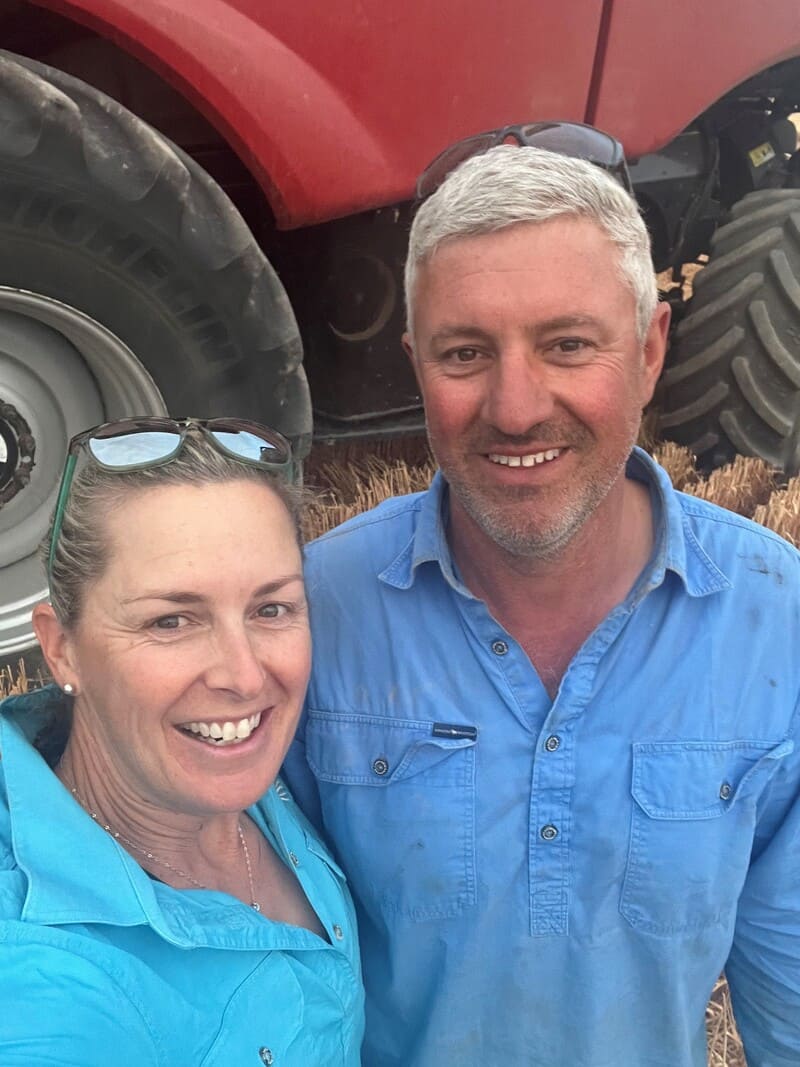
[47,417,292,579]
[415,120,632,200]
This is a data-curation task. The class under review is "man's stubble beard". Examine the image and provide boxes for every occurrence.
[430,416,642,563]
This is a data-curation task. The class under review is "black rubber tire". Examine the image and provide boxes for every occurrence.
[0,50,310,447]
[0,51,311,669]
[658,189,800,473]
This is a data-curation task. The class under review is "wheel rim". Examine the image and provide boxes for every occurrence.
[0,288,167,656]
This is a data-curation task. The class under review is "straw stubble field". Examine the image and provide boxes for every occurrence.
[7,439,799,1066]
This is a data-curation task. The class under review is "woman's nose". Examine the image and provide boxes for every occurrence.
[203,626,266,699]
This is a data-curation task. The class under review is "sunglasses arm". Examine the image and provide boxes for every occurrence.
[47,453,78,580]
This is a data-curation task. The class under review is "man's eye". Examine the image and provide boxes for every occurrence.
[452,347,480,363]
[555,338,589,354]
[257,603,288,619]
[152,615,184,630]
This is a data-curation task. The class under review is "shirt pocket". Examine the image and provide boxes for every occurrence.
[620,739,792,935]
[306,710,477,921]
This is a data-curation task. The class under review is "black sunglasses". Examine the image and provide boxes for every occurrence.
[416,120,632,200]
[48,417,292,578]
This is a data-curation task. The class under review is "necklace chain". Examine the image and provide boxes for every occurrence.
[68,785,261,911]
[237,823,260,912]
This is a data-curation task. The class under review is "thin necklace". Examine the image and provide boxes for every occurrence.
[238,822,260,912]
[69,785,261,911]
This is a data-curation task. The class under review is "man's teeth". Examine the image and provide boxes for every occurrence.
[179,711,262,746]
[488,448,562,467]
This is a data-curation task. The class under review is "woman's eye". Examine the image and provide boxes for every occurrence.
[257,603,288,619]
[152,614,184,631]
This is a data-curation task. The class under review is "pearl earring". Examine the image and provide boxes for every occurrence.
[63,683,74,695]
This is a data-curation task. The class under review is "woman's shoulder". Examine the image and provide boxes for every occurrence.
[0,926,163,1062]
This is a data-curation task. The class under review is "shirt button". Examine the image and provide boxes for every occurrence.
[288,851,300,866]
[372,757,389,776]
[333,924,344,940]
[719,781,732,800]
[491,639,509,656]
[540,824,559,841]
[259,1049,274,1065]
[544,735,561,752]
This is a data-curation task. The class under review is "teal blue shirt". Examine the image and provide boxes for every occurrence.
[0,687,364,1066]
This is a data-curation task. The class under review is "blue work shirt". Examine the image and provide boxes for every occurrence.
[0,687,364,1066]
[284,449,800,1067]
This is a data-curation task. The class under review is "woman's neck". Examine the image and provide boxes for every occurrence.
[56,729,245,892]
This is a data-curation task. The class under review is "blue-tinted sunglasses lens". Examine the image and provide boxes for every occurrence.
[211,430,287,465]
[88,431,182,467]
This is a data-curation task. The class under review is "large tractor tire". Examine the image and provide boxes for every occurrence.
[0,51,310,662]
[658,189,800,473]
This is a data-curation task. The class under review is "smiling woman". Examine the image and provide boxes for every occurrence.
[0,420,363,1065]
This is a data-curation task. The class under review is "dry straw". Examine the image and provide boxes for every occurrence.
[752,476,800,547]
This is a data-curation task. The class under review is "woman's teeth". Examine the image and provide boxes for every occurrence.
[179,711,262,746]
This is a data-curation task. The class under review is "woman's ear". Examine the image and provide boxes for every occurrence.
[32,604,78,692]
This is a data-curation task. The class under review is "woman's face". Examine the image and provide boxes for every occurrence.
[62,479,310,817]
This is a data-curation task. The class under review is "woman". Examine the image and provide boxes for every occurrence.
[0,417,363,1065]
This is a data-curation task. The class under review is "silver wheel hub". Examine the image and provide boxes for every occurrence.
[0,288,167,656]
[0,399,35,507]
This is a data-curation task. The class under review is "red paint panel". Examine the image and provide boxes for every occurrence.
[591,0,800,158]
[35,0,604,226]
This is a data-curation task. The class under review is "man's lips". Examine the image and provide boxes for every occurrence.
[486,447,564,468]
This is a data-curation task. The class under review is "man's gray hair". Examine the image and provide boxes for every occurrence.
[405,145,657,342]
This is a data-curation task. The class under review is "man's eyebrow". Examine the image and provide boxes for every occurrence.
[533,314,607,334]
[121,575,304,605]
[429,325,495,346]
[428,316,608,347]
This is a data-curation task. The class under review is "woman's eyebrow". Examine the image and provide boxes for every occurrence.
[121,575,304,606]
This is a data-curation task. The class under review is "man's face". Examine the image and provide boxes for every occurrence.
[404,218,669,559]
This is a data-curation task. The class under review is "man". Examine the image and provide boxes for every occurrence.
[284,143,800,1066]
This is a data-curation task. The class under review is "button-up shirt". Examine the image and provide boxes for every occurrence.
[284,449,800,1067]
[0,687,364,1066]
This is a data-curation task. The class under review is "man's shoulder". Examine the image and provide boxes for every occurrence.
[676,487,800,551]
[674,485,800,585]
[305,489,428,562]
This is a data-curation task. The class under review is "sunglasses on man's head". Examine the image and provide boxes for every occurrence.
[416,120,632,200]
[47,416,292,578]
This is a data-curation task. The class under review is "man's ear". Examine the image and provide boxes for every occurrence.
[640,300,671,406]
[402,331,422,389]
[32,603,79,690]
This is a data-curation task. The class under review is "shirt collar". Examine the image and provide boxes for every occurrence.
[0,687,333,951]
[0,691,174,934]
[379,449,731,599]
[378,470,470,594]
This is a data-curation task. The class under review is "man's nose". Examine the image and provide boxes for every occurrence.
[483,348,556,436]
[204,624,266,700]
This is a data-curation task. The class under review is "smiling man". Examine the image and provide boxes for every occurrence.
[284,144,800,1066]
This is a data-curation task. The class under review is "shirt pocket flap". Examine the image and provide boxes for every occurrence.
[631,739,793,820]
[306,710,477,786]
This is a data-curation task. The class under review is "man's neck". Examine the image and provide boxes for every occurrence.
[449,475,655,697]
